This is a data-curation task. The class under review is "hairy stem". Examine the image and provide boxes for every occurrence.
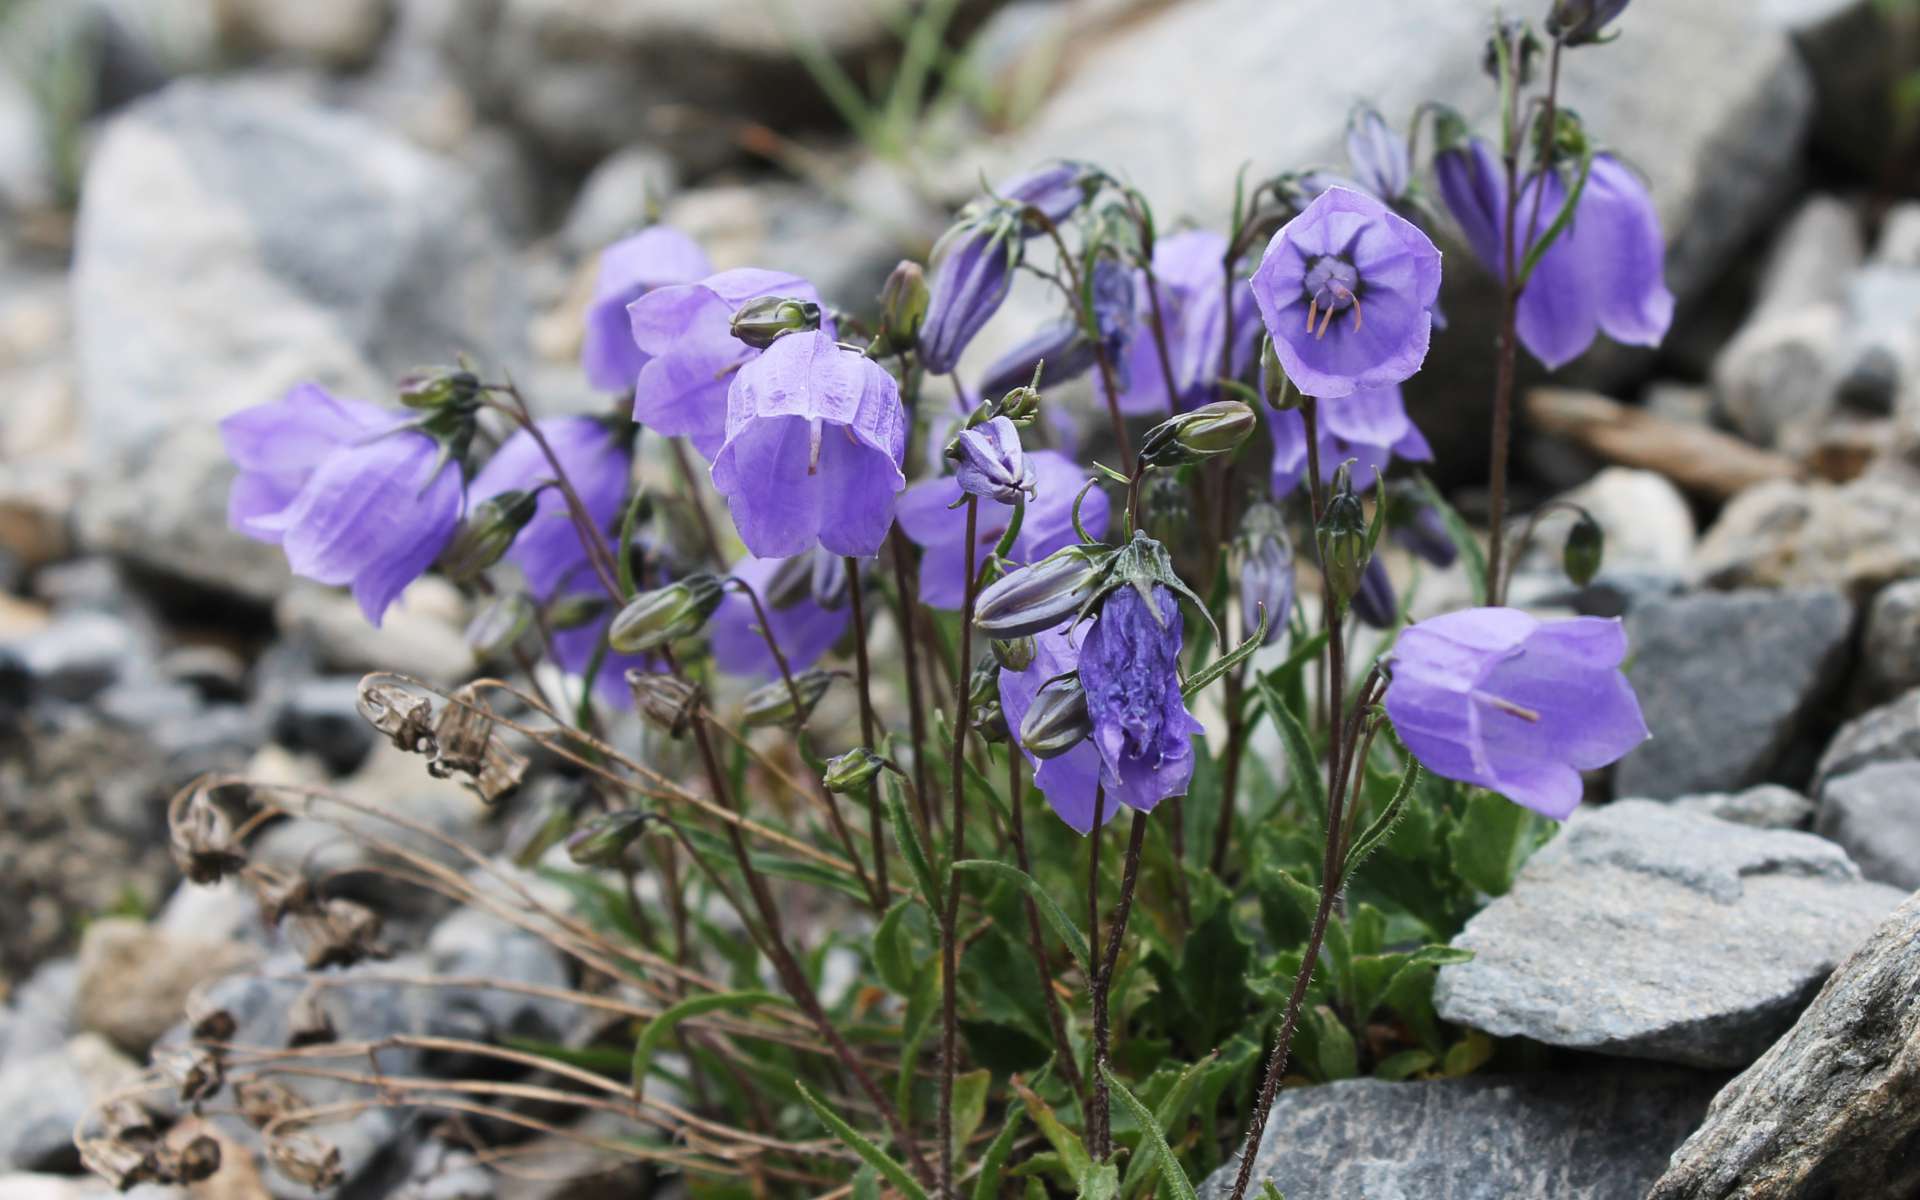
[845,557,892,904]
[1007,747,1086,1103]
[937,497,980,1198]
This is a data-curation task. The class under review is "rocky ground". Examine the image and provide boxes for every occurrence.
[2,0,1920,1197]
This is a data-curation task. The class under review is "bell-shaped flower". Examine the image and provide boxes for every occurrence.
[898,450,1108,610]
[1113,230,1260,415]
[977,258,1136,400]
[1548,0,1631,45]
[1436,139,1672,370]
[1352,556,1397,629]
[1267,383,1432,497]
[708,552,850,682]
[468,417,632,601]
[1383,607,1649,819]
[1251,187,1442,399]
[582,226,713,394]
[950,416,1035,505]
[999,624,1114,835]
[1077,584,1205,814]
[1346,106,1412,206]
[627,267,834,458]
[710,330,907,559]
[221,383,463,626]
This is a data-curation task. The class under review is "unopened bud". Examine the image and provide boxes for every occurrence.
[741,669,833,729]
[969,653,1002,709]
[1260,338,1300,410]
[545,592,606,632]
[973,698,1009,743]
[1484,17,1541,84]
[998,379,1043,425]
[730,296,822,349]
[1317,469,1372,606]
[948,415,1035,505]
[1352,557,1397,629]
[627,670,701,737]
[1238,502,1294,646]
[822,747,886,794]
[398,366,480,410]
[876,260,929,354]
[608,574,724,654]
[567,809,658,867]
[1019,672,1093,759]
[466,593,535,658]
[974,545,1107,638]
[1138,400,1256,466]
[442,489,539,582]
[992,636,1036,671]
[1547,0,1628,45]
[1563,509,1604,587]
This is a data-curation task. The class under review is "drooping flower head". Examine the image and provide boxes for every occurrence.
[1251,187,1442,400]
[1077,584,1205,814]
[1112,230,1260,415]
[710,330,907,559]
[1436,137,1671,369]
[582,226,713,394]
[1548,0,1630,45]
[222,383,464,625]
[1383,607,1649,818]
[949,415,1035,505]
[898,451,1109,610]
[999,624,1113,835]
[708,552,850,682]
[1351,556,1397,630]
[977,257,1136,400]
[468,417,632,600]
[1266,383,1432,498]
[628,268,835,458]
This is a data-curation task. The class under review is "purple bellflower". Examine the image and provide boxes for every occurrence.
[950,415,1035,505]
[223,383,463,626]
[897,450,1109,610]
[999,624,1113,835]
[1436,138,1672,369]
[1267,383,1432,497]
[1251,186,1442,399]
[1548,0,1630,45]
[627,268,834,458]
[468,417,632,600]
[708,553,849,681]
[582,226,713,394]
[1346,106,1413,206]
[710,330,907,560]
[1384,606,1649,819]
[1351,557,1397,630]
[977,258,1135,400]
[1113,230,1261,415]
[1077,584,1205,814]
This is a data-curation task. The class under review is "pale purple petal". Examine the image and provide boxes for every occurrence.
[999,623,1116,835]
[710,554,849,680]
[470,417,631,600]
[582,226,713,393]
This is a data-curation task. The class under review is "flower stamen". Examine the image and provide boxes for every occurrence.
[1478,693,1542,723]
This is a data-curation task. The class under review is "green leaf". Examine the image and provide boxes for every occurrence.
[1259,1184,1288,1200]
[951,1068,991,1156]
[873,898,922,994]
[1118,1051,1216,1196]
[631,990,787,1100]
[1011,1078,1093,1180]
[1446,790,1542,897]
[1077,1162,1120,1200]
[953,859,1091,974]
[852,1166,881,1200]
[972,1099,1028,1200]
[1307,1005,1357,1081]
[1255,867,1320,959]
[1441,1029,1494,1077]
[1342,763,1422,886]
[1181,610,1267,700]
[958,1019,1051,1075]
[1100,1064,1200,1200]
[887,776,943,908]
[1253,670,1325,824]
[1373,1048,1435,1081]
[1412,472,1487,606]
[1179,902,1253,1056]
[794,1079,929,1200]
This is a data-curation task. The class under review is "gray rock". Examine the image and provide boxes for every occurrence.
[71,917,259,1057]
[3,611,153,703]
[1876,199,1920,268]
[1614,588,1852,799]
[1816,686,1920,790]
[217,0,394,69]
[269,676,376,777]
[560,144,681,255]
[423,906,575,1050]
[1711,304,1842,449]
[70,78,525,602]
[1668,783,1815,829]
[1694,474,1920,602]
[1750,194,1864,317]
[1198,1065,1725,1200]
[1649,890,1920,1200]
[1856,577,1920,706]
[1433,801,1905,1068]
[274,579,473,685]
[0,1034,142,1172]
[1815,761,1920,890]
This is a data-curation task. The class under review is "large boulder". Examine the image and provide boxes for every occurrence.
[70,78,525,605]
[1815,761,1920,891]
[1694,473,1920,603]
[1649,890,1920,1199]
[1433,801,1904,1068]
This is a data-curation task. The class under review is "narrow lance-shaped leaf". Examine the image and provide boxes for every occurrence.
[953,859,1091,975]
[631,991,788,1100]
[1100,1064,1201,1200]
[794,1079,930,1200]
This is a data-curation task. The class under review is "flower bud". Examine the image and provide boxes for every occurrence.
[608,574,725,653]
[741,669,833,729]
[466,593,535,658]
[545,593,607,632]
[810,550,850,610]
[948,415,1035,505]
[1388,497,1458,569]
[1260,337,1300,411]
[969,652,1002,709]
[442,489,539,582]
[1238,502,1294,645]
[823,747,887,794]
[997,379,1043,426]
[567,809,658,867]
[1483,17,1541,84]
[992,635,1036,671]
[764,552,815,610]
[628,670,702,737]
[398,366,480,410]
[1317,470,1372,607]
[1142,471,1190,549]
[730,296,823,349]
[876,260,929,354]
[974,545,1108,638]
[1352,556,1397,629]
[1563,509,1604,587]
[1547,0,1629,45]
[1138,400,1257,467]
[974,697,1009,742]
[1018,672,1093,759]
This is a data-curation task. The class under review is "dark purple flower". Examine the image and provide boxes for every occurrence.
[1077,585,1205,814]
[582,226,712,394]
[978,257,1135,399]
[1436,139,1672,370]
[1346,106,1411,205]
[1548,0,1630,45]
[919,218,1020,376]
[628,267,834,458]
[1113,230,1260,415]
[999,161,1096,225]
[1351,557,1396,629]
[999,624,1113,835]
[468,417,632,600]
[899,451,1108,610]
[709,553,849,681]
[1267,383,1432,497]
[710,330,907,559]
[222,383,462,625]
[1384,607,1648,818]
[950,416,1035,505]
[1251,187,1442,399]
